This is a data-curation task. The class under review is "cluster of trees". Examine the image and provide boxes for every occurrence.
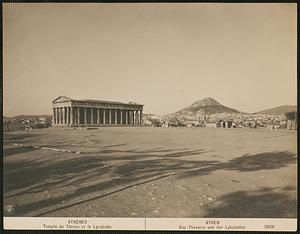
[285,111,297,120]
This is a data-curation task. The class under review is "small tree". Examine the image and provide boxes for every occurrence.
[285,111,297,120]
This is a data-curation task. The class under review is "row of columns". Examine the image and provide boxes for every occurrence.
[53,106,143,126]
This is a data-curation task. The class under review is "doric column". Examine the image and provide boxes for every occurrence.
[61,107,64,125]
[59,107,62,125]
[61,108,63,124]
[91,108,93,125]
[56,108,59,125]
[66,107,68,125]
[53,108,55,125]
[97,109,100,125]
[69,107,71,125]
[103,109,106,124]
[57,108,59,125]
[70,107,73,125]
[68,106,71,125]
[57,107,61,124]
[126,110,128,125]
[140,111,143,125]
[66,107,69,125]
[52,108,55,125]
[77,107,80,125]
[132,110,134,125]
[135,111,138,125]
[135,110,138,125]
[62,107,64,124]
[62,107,64,125]
[64,107,67,125]
[57,108,60,124]
[84,108,87,125]
[120,110,123,124]
[73,107,76,125]
[109,109,112,124]
[63,107,66,125]
[115,109,118,124]
[128,110,130,125]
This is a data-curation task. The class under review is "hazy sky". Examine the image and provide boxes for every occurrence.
[3,3,297,117]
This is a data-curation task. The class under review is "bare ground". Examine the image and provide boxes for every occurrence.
[3,127,297,218]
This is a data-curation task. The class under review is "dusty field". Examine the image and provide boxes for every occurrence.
[3,127,297,218]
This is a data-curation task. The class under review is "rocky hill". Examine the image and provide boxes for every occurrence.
[165,97,241,120]
[257,105,297,116]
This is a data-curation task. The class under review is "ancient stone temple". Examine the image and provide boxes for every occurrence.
[52,96,144,127]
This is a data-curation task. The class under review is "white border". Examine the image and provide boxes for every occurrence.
[3,217,297,231]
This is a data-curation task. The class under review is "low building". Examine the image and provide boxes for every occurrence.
[205,122,217,128]
[249,120,257,128]
[287,120,297,130]
[268,125,280,130]
[218,120,233,128]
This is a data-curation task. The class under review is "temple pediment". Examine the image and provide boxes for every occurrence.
[52,96,72,103]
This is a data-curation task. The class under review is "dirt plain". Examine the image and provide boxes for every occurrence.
[3,127,297,218]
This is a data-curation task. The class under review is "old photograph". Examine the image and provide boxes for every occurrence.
[3,2,297,231]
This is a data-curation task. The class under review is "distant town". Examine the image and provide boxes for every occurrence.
[3,97,297,131]
[144,97,297,130]
[144,111,297,130]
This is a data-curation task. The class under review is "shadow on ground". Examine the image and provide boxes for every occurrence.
[203,186,297,218]
[3,143,297,217]
[3,146,39,157]
[4,133,36,144]
[179,150,297,178]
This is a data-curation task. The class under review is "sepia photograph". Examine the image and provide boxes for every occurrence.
[2,2,297,231]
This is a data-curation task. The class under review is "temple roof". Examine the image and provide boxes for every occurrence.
[52,96,143,106]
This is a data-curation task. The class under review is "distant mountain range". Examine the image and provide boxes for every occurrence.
[4,115,52,120]
[164,97,296,120]
[257,105,297,116]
